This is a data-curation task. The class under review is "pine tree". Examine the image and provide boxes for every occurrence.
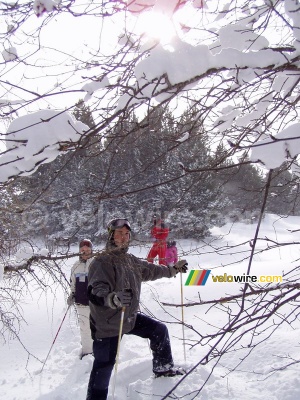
[266,164,298,216]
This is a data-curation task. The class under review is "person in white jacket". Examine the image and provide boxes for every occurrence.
[67,239,94,358]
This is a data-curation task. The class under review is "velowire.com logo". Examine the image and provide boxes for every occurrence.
[185,270,282,286]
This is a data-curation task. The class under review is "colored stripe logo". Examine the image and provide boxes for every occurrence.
[185,269,211,286]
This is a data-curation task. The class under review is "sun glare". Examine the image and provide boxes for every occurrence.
[136,12,176,44]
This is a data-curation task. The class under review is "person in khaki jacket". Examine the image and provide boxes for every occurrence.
[86,218,188,400]
[67,239,94,358]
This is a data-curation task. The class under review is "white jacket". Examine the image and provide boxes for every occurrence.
[70,257,93,306]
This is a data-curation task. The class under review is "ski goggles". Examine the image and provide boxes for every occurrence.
[107,218,131,231]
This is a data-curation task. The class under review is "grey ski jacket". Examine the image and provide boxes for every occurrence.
[88,247,174,339]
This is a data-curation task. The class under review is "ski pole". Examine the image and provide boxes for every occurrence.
[40,304,71,373]
[112,306,126,400]
[180,271,186,362]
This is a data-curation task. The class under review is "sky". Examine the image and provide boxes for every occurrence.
[1,214,300,399]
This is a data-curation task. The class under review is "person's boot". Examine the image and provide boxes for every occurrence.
[154,367,185,378]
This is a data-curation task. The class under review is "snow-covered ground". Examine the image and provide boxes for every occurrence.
[1,214,300,400]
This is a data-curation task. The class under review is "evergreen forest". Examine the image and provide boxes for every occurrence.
[3,102,299,249]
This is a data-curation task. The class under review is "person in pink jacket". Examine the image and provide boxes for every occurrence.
[165,241,178,267]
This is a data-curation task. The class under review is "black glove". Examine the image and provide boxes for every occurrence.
[169,260,188,278]
[174,260,188,273]
[106,289,133,309]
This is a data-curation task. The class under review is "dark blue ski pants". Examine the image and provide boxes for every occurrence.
[86,313,174,400]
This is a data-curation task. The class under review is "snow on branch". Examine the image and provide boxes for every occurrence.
[3,252,80,274]
[0,110,89,183]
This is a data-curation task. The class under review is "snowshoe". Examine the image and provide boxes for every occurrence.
[154,367,186,378]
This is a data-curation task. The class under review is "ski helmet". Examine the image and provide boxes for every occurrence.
[107,218,131,244]
[107,218,131,233]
